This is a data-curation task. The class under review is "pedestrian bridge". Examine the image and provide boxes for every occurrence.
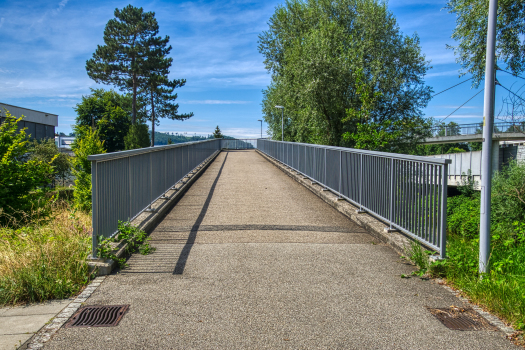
[45,143,515,350]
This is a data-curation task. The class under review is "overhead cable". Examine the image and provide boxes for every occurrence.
[440,89,484,123]
[496,81,525,104]
[497,68,525,81]
[432,77,473,98]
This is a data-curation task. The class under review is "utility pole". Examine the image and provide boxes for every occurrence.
[275,106,284,141]
[258,119,263,138]
[479,0,498,274]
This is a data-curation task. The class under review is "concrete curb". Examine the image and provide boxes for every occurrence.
[23,276,107,350]
[88,150,221,276]
[256,149,518,339]
[255,150,412,256]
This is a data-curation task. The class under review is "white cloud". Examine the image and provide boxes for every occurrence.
[56,0,69,13]
[426,70,462,78]
[184,100,252,105]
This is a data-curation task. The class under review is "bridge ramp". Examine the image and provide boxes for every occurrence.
[46,150,516,349]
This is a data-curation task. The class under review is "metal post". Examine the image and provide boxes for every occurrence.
[440,164,448,259]
[338,151,342,199]
[358,154,364,212]
[91,160,98,259]
[281,108,284,141]
[145,153,155,212]
[389,158,394,229]
[479,0,498,273]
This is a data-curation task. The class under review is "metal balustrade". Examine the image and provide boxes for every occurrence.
[89,139,221,258]
[431,121,525,137]
[257,139,451,258]
[220,139,257,150]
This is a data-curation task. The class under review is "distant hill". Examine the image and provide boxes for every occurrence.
[150,131,234,145]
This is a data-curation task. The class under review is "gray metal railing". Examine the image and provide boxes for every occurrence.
[220,139,258,150]
[257,139,451,258]
[431,121,525,137]
[89,139,221,258]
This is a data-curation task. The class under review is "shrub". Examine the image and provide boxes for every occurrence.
[447,194,480,238]
[124,123,150,150]
[71,126,105,212]
[491,160,525,226]
[0,113,55,225]
[29,138,71,186]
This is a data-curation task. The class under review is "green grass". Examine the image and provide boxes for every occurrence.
[0,202,93,305]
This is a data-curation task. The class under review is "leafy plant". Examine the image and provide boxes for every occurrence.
[0,113,55,226]
[97,221,155,268]
[71,126,106,212]
[28,138,71,186]
[124,123,150,150]
[406,240,432,277]
[457,169,477,197]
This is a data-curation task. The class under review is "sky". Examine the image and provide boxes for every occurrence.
[0,0,523,138]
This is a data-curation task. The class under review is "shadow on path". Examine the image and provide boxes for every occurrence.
[172,152,229,275]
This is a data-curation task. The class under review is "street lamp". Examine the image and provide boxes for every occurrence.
[275,105,284,141]
[258,119,263,138]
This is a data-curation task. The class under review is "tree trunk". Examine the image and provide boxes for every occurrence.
[132,74,137,125]
[151,91,155,147]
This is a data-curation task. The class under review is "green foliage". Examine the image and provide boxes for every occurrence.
[406,240,433,277]
[139,34,193,147]
[71,127,106,212]
[150,131,212,145]
[98,221,155,268]
[0,114,55,225]
[259,0,432,146]
[28,139,71,186]
[457,169,477,197]
[124,123,150,150]
[212,125,223,139]
[491,160,525,225]
[445,0,525,87]
[447,194,481,238]
[74,89,132,152]
[86,5,164,124]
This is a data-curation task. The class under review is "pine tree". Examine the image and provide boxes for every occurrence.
[213,126,223,139]
[140,38,193,147]
[86,5,163,125]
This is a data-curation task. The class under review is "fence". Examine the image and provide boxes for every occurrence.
[257,140,451,258]
[89,139,221,258]
[431,121,525,137]
[220,139,257,150]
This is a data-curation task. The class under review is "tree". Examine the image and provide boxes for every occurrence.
[258,0,432,148]
[140,39,193,147]
[445,0,525,87]
[212,126,223,139]
[29,139,71,186]
[74,89,132,152]
[71,126,106,212]
[0,113,54,225]
[86,5,164,125]
[124,123,150,150]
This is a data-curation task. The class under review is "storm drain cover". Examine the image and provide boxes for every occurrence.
[427,307,497,331]
[65,305,130,328]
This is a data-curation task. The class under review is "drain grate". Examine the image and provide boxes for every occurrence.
[427,306,498,331]
[65,305,129,328]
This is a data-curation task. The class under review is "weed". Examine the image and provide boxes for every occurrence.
[406,240,432,277]
[97,221,155,268]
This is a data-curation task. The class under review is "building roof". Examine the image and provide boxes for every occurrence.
[0,102,58,127]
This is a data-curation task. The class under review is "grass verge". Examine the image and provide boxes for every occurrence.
[0,201,92,305]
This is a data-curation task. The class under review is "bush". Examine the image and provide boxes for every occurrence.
[124,123,150,150]
[0,113,55,226]
[447,195,480,238]
[0,201,92,305]
[29,138,71,186]
[491,160,525,226]
[71,126,105,212]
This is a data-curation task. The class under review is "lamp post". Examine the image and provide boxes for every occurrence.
[275,106,284,141]
[258,119,263,138]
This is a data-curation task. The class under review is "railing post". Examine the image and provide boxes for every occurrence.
[338,150,342,199]
[440,164,448,259]
[389,158,394,229]
[359,153,363,211]
[324,148,327,187]
[91,160,98,259]
[145,152,154,212]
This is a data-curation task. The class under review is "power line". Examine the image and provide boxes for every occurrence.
[432,77,473,97]
[496,81,525,104]
[440,89,484,123]
[497,68,525,81]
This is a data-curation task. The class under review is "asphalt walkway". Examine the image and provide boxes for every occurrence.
[45,150,516,349]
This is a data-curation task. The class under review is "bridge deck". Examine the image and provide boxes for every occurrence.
[47,150,515,349]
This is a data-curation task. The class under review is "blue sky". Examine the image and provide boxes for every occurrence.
[0,0,522,138]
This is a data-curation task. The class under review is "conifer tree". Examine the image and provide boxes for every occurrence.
[86,5,165,125]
